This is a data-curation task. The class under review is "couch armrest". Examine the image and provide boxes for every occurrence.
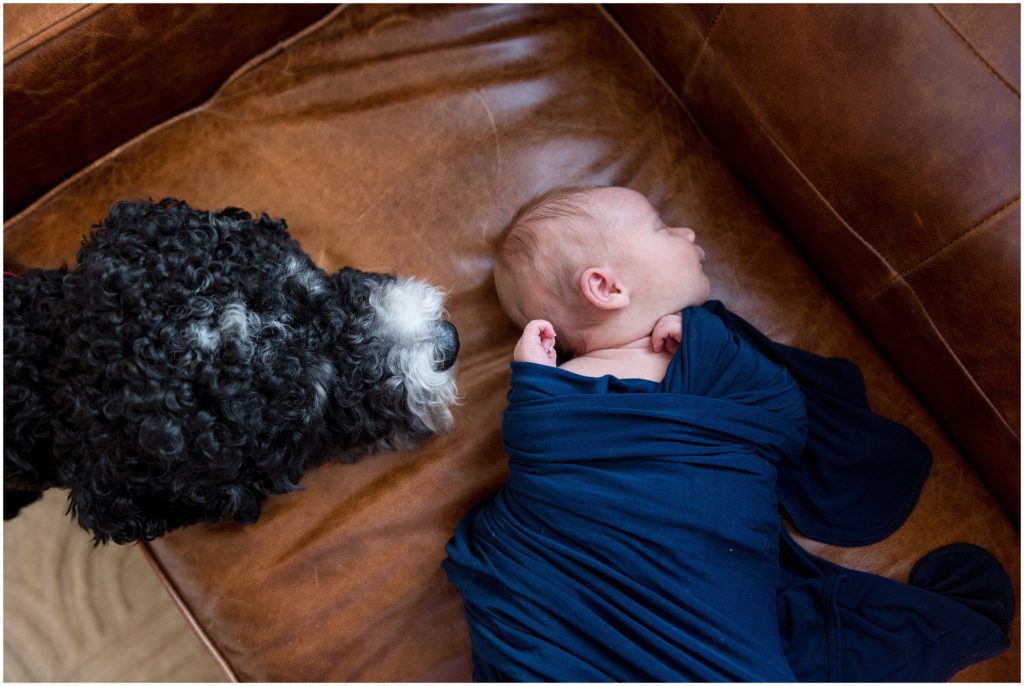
[3,3,335,219]
[607,3,1021,523]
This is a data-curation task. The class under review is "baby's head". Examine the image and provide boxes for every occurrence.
[494,186,709,355]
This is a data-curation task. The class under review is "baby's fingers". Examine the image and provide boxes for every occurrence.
[651,315,683,352]
[524,319,556,341]
[535,321,557,359]
[515,320,558,365]
[653,334,676,353]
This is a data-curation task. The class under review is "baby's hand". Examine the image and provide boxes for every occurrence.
[651,314,682,354]
[514,320,558,366]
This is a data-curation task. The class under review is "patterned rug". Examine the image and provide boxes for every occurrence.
[4,490,226,681]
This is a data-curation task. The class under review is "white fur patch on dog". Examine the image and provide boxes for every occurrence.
[370,277,446,340]
[219,301,258,340]
[368,277,457,434]
[188,322,221,351]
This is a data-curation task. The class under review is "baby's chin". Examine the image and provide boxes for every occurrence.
[677,278,712,311]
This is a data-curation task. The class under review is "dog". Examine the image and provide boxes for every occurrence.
[4,198,460,544]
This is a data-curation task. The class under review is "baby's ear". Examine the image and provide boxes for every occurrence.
[579,267,629,310]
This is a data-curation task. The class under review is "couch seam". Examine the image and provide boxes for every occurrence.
[929,3,1020,98]
[684,5,723,95]
[706,4,726,43]
[691,47,898,280]
[216,4,344,92]
[138,543,239,682]
[598,4,742,182]
[860,194,1020,306]
[6,7,225,143]
[2,4,350,234]
[627,8,900,295]
[3,3,105,64]
[856,280,1020,443]
[596,5,706,146]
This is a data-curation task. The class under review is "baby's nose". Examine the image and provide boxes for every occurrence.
[682,228,696,242]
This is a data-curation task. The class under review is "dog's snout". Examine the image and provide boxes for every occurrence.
[434,320,460,372]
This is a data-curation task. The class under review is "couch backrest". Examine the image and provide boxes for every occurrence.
[608,3,1020,522]
[3,3,333,220]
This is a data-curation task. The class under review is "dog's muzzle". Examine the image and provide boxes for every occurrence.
[434,320,460,372]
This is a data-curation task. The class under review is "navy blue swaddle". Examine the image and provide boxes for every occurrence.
[443,302,1012,682]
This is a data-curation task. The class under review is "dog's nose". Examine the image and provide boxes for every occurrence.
[434,320,460,372]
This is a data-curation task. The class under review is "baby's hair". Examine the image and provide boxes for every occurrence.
[499,185,600,252]
[495,184,606,353]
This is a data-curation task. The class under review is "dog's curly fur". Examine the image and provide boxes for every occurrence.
[4,198,459,544]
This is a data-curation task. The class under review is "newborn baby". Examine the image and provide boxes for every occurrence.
[444,184,1009,681]
[493,185,708,380]
[464,184,807,681]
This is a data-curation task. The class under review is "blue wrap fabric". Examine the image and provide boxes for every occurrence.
[443,303,1011,681]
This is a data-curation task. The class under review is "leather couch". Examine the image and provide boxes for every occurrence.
[4,4,1018,681]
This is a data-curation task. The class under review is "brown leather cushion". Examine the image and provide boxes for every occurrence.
[3,3,333,219]
[609,3,1021,521]
[3,4,1018,681]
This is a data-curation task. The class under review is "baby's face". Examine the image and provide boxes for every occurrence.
[588,187,710,315]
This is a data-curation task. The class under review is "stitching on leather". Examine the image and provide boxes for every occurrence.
[597,5,725,158]
[690,4,725,94]
[3,4,102,63]
[597,2,749,204]
[703,55,897,276]
[7,8,216,142]
[854,194,1021,444]
[217,4,348,92]
[629,14,903,301]
[4,4,93,54]
[596,7,694,122]
[862,279,1020,442]
[902,195,1019,279]
[929,4,1020,98]
[861,194,1020,306]
[706,5,726,44]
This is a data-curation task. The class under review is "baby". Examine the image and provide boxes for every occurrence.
[445,184,1009,681]
[450,184,802,681]
[494,185,709,380]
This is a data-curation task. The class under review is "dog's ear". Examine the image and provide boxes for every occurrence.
[67,484,170,545]
[68,478,266,544]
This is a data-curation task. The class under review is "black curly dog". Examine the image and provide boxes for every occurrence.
[4,198,460,543]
